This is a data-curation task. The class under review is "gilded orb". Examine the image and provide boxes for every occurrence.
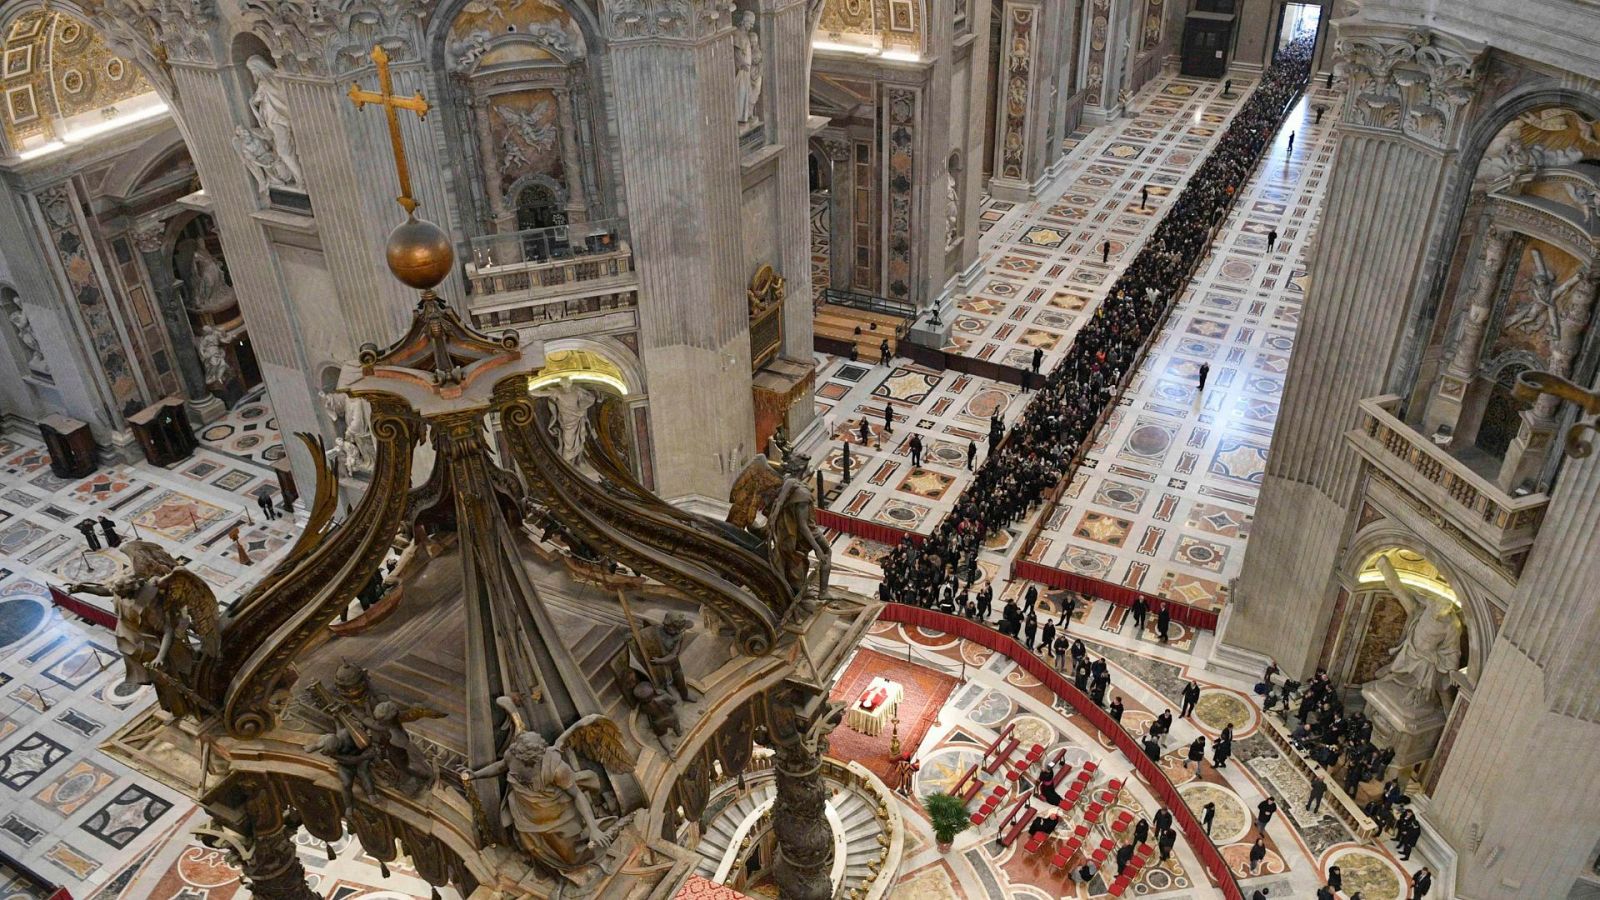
[386,214,454,289]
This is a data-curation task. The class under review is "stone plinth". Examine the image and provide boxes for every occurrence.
[1362,680,1447,773]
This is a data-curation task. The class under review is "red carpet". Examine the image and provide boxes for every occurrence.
[827,647,959,782]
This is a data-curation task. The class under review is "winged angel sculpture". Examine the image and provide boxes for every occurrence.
[727,452,831,618]
[68,540,220,716]
[467,697,636,877]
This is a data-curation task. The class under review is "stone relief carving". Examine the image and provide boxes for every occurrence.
[1502,249,1588,341]
[1335,29,1482,149]
[604,0,732,42]
[237,0,429,76]
[449,23,584,74]
[310,662,442,797]
[132,218,165,255]
[7,293,49,376]
[243,56,305,192]
[497,101,559,170]
[733,9,763,130]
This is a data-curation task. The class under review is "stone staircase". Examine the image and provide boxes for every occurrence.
[691,759,902,898]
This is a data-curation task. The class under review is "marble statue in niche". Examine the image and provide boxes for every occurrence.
[321,391,376,477]
[1367,556,1463,713]
[540,380,597,466]
[944,171,960,249]
[186,245,236,312]
[6,293,48,375]
[733,10,764,130]
[197,324,233,389]
[241,56,304,192]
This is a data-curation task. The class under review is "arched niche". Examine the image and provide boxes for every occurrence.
[1337,525,1491,692]
[428,0,613,238]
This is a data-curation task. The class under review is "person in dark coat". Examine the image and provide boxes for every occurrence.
[1040,618,1057,655]
[1141,733,1161,762]
[908,433,923,468]
[1156,601,1171,642]
[1158,826,1176,861]
[1031,346,1044,374]
[1074,658,1091,692]
[966,440,977,470]
[1307,774,1327,813]
[1316,887,1336,900]
[1249,889,1269,900]
[1201,801,1216,835]
[97,516,121,548]
[1132,818,1149,846]
[257,490,278,520]
[1180,680,1201,717]
[1212,735,1232,769]
[1412,866,1433,898]
[882,405,894,434]
[1186,735,1206,772]
[1256,797,1278,830]
[1023,610,1038,651]
[1109,696,1125,723]
[1153,808,1172,835]
[1115,842,1135,875]
[879,337,891,365]
[1023,583,1039,612]
[1328,864,1343,892]
[1131,594,1148,630]
[1247,838,1266,873]
[858,418,870,445]
[1197,361,1211,392]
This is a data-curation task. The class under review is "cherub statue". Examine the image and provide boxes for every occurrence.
[305,727,378,810]
[67,540,220,716]
[629,611,695,702]
[466,698,636,875]
[318,661,444,795]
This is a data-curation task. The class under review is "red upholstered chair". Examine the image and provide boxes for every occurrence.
[969,810,988,826]
[1107,778,1124,793]
[1074,824,1091,839]
[1082,761,1099,774]
[1109,875,1130,897]
[1024,833,1045,854]
[1005,768,1021,782]
[1051,849,1073,871]
[993,785,1009,799]
[1090,847,1109,866]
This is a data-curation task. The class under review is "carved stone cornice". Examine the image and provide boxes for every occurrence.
[1485,194,1599,261]
[79,0,218,90]
[238,0,429,77]
[601,0,735,45]
[1333,24,1485,151]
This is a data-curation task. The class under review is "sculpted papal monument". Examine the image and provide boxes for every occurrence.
[1367,556,1463,712]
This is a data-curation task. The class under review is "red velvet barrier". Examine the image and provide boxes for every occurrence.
[878,603,1245,900]
[1011,559,1220,631]
[814,508,924,547]
[48,585,115,630]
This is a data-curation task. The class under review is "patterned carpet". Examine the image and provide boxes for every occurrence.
[827,647,959,782]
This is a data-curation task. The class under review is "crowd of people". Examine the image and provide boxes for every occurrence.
[877,36,1314,620]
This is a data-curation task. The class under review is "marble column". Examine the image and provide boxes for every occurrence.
[1422,223,1512,438]
[1497,268,1600,491]
[824,138,855,292]
[605,0,758,503]
[132,219,225,424]
[554,87,589,224]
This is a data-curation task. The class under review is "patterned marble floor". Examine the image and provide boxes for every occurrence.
[195,387,287,467]
[1026,85,1343,611]
[852,620,1424,900]
[0,427,318,897]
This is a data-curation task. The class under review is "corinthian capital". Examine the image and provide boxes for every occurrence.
[133,218,167,254]
[1333,24,1485,150]
[237,0,429,77]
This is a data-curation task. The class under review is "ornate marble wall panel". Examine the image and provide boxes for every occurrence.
[1084,0,1110,106]
[1349,593,1407,685]
[33,182,143,413]
[882,85,916,301]
[996,4,1036,182]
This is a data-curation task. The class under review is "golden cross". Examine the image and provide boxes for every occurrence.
[348,45,431,215]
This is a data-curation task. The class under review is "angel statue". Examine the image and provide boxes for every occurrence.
[727,452,830,617]
[67,540,220,716]
[497,101,558,159]
[466,697,636,876]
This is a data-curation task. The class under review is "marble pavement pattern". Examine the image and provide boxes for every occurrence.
[1031,84,1343,610]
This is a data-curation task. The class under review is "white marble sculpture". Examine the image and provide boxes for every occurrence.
[1369,556,1463,713]
[944,172,960,250]
[321,391,376,477]
[541,380,597,466]
[244,56,304,190]
[733,11,763,129]
[188,246,236,312]
[198,324,232,388]
[233,126,296,201]
[6,293,48,375]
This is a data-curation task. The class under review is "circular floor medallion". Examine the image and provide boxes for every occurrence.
[0,598,46,648]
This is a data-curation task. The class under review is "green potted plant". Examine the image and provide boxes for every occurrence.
[922,791,973,853]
